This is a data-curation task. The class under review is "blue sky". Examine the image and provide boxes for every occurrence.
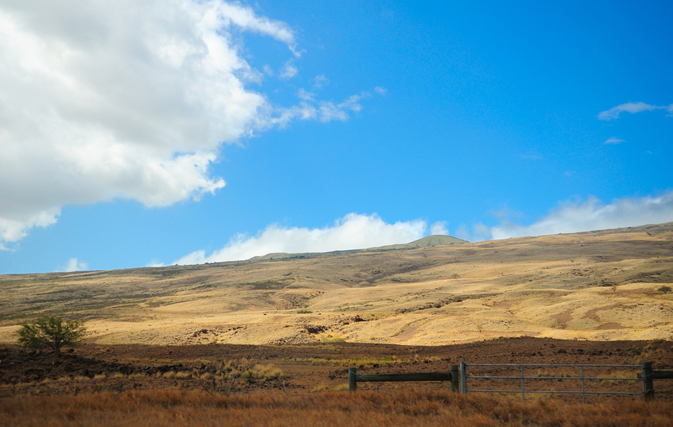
[1,0,672,273]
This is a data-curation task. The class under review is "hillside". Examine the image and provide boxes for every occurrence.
[0,224,671,346]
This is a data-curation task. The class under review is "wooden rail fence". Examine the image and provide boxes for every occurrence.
[347,361,672,402]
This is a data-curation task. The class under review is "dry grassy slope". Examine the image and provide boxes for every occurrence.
[1,223,672,346]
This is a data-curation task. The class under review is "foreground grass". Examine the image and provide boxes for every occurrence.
[1,389,671,426]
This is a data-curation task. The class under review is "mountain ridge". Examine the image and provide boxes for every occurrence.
[248,234,467,261]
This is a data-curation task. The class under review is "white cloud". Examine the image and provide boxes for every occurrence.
[279,60,298,79]
[58,258,88,272]
[216,1,298,55]
[430,221,449,235]
[0,208,60,246]
[604,137,625,144]
[270,93,373,126]
[270,87,385,126]
[174,213,429,265]
[487,191,673,240]
[297,88,315,101]
[0,1,372,247]
[318,94,365,123]
[374,86,388,95]
[598,102,672,121]
[313,75,329,88]
[146,259,165,268]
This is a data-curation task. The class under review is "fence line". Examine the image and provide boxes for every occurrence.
[348,368,458,392]
[460,362,643,403]
[348,361,672,402]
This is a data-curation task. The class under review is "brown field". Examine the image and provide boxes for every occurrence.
[3,388,673,427]
[1,338,673,426]
[1,224,673,425]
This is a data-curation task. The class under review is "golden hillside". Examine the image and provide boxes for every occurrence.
[1,223,672,346]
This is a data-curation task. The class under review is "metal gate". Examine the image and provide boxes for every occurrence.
[459,362,644,403]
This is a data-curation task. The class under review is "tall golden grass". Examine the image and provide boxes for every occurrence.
[1,388,671,426]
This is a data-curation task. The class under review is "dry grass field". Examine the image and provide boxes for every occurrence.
[0,222,671,346]
[1,338,672,426]
[3,388,673,427]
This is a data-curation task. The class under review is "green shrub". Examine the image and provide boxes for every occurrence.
[16,316,86,353]
[322,337,345,343]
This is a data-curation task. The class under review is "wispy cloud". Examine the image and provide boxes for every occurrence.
[374,86,388,95]
[598,102,673,121]
[57,258,88,272]
[174,213,430,265]
[271,92,376,125]
[146,259,165,268]
[490,192,673,239]
[297,88,315,101]
[313,75,329,88]
[458,191,673,241]
[280,60,298,79]
[604,137,625,144]
[318,94,365,122]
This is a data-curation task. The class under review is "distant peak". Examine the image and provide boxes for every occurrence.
[248,235,467,261]
[366,235,468,251]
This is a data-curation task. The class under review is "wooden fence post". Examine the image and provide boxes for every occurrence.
[641,362,654,401]
[349,367,357,392]
[460,361,467,395]
[450,365,459,393]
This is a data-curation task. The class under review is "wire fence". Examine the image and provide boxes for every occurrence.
[348,361,667,402]
[460,362,643,403]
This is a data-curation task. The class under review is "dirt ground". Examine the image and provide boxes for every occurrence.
[1,337,671,403]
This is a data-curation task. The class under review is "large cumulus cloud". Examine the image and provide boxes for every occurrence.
[0,0,364,247]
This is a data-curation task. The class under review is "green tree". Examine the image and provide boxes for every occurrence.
[658,285,672,294]
[16,316,86,352]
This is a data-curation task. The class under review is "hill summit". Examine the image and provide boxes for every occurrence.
[370,234,467,251]
[249,234,467,261]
